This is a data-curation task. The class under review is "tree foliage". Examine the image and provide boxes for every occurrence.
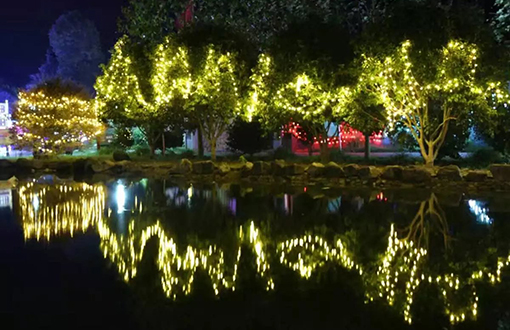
[494,0,510,44]
[360,40,508,166]
[186,46,241,160]
[12,79,102,155]
[95,37,189,155]
[47,11,104,90]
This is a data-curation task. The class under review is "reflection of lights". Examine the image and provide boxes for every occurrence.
[376,192,388,202]
[18,185,510,326]
[32,195,39,212]
[468,200,493,224]
[116,182,126,214]
[187,184,193,206]
[0,189,13,209]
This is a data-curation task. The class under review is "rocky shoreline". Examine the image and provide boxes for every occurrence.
[2,157,510,192]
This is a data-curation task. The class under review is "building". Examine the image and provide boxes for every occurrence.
[0,100,13,156]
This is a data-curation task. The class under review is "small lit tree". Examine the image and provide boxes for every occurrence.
[13,79,102,155]
[361,40,509,166]
[186,46,241,160]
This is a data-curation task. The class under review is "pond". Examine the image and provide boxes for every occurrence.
[1,177,510,330]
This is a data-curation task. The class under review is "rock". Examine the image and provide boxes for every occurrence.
[306,162,325,178]
[324,162,345,178]
[343,164,359,177]
[381,166,403,180]
[271,160,287,176]
[87,159,115,173]
[16,158,35,172]
[215,163,231,175]
[285,163,306,176]
[0,159,14,168]
[251,161,271,175]
[113,150,131,162]
[179,159,193,174]
[436,165,462,181]
[490,164,510,181]
[464,170,488,182]
[192,161,214,174]
[358,166,381,180]
[401,166,432,183]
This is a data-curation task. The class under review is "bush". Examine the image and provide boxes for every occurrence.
[272,147,295,160]
[132,144,151,157]
[227,118,272,155]
[467,149,505,168]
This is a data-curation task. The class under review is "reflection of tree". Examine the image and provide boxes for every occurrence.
[17,182,510,328]
[402,193,450,251]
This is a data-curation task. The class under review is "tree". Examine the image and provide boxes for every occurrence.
[28,49,59,88]
[186,46,241,161]
[12,78,102,156]
[493,0,510,44]
[119,0,189,45]
[360,40,507,166]
[344,90,386,159]
[227,117,272,155]
[272,73,352,162]
[49,11,104,90]
[95,37,190,155]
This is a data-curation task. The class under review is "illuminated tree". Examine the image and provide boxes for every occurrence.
[186,46,241,161]
[95,37,190,155]
[343,90,386,159]
[360,40,508,167]
[12,79,102,156]
[272,73,352,162]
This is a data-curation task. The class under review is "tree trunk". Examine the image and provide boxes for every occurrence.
[364,133,371,160]
[150,143,156,156]
[319,142,330,163]
[97,136,101,151]
[210,138,217,161]
[162,131,166,156]
[197,126,204,158]
[307,143,313,156]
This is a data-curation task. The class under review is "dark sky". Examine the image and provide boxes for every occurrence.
[0,0,128,88]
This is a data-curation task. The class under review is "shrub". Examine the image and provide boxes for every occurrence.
[227,118,272,155]
[468,149,505,168]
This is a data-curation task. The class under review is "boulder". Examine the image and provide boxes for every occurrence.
[87,159,115,173]
[381,166,403,180]
[113,150,131,162]
[251,161,271,175]
[215,163,231,175]
[436,165,462,181]
[0,159,14,169]
[358,166,381,180]
[490,164,510,181]
[179,159,193,174]
[192,160,214,174]
[464,170,488,182]
[285,163,306,176]
[401,166,432,183]
[343,164,359,177]
[306,162,325,178]
[324,162,345,178]
[271,160,287,176]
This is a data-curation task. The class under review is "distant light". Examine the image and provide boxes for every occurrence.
[32,195,39,212]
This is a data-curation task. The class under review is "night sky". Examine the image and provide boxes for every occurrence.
[0,0,128,88]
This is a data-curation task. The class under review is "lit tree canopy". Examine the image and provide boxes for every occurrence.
[95,36,190,154]
[270,72,353,161]
[360,40,510,166]
[494,0,510,44]
[13,79,102,155]
[186,46,241,160]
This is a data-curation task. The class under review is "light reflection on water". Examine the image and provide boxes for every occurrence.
[13,178,510,327]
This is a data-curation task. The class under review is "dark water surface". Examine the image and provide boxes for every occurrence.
[1,177,510,330]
